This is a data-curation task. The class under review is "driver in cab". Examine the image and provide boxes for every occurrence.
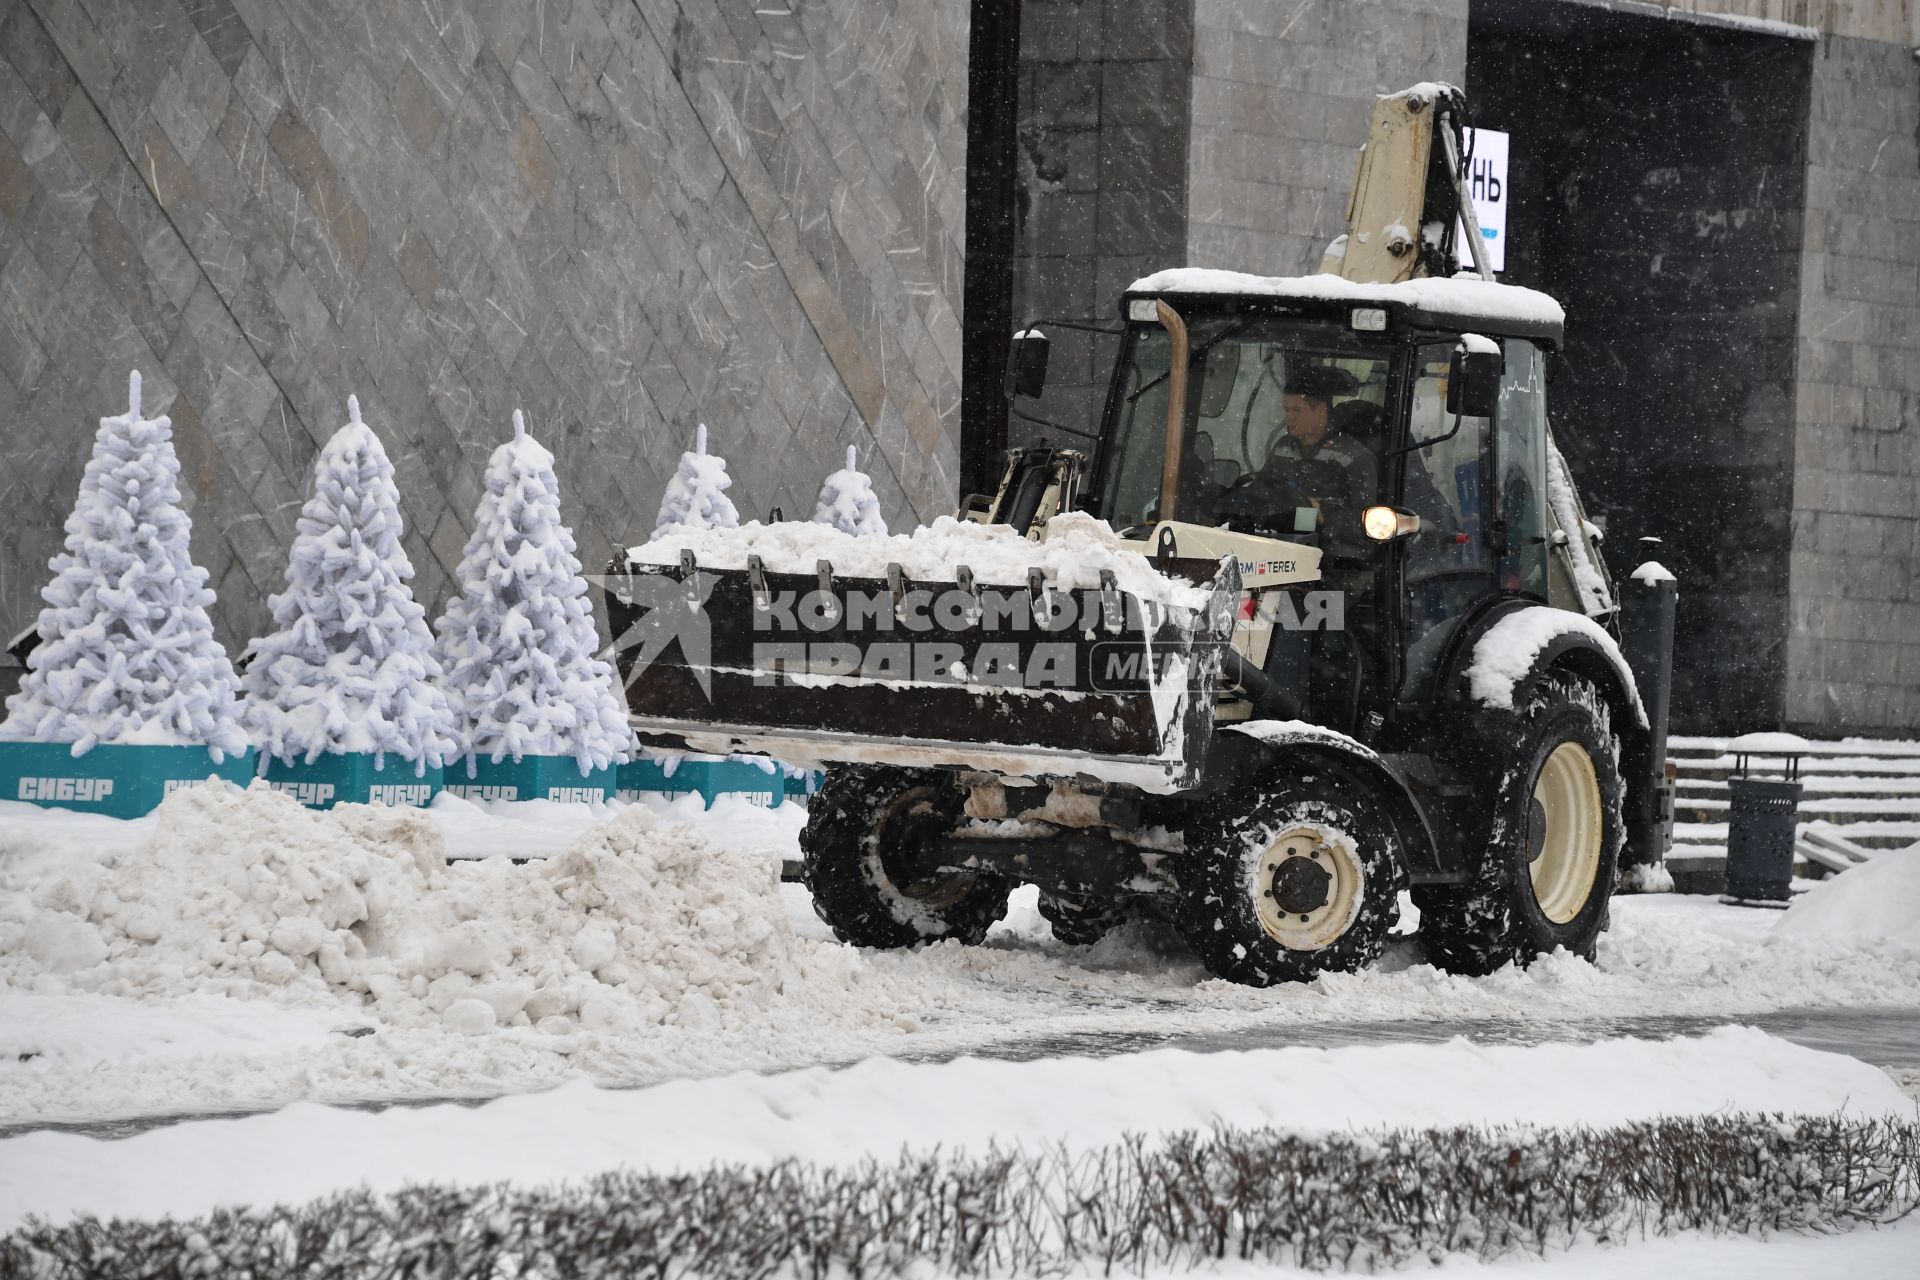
[1249,365,1377,560]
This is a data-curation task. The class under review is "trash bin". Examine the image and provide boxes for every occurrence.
[1721,732,1808,907]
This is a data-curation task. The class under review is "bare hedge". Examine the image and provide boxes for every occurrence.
[4,1114,1916,1278]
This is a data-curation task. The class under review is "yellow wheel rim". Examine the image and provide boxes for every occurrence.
[1251,824,1364,951]
[1530,742,1603,924]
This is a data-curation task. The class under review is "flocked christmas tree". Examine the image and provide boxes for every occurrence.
[812,445,889,536]
[433,411,632,773]
[0,371,248,758]
[241,397,454,772]
[652,424,739,537]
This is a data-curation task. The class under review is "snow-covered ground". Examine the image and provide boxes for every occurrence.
[4,783,1918,1272]
[2,783,1918,1127]
[2,1026,1909,1231]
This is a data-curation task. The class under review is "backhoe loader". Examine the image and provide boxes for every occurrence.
[607,84,1677,984]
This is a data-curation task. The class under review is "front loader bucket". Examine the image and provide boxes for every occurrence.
[604,551,1239,792]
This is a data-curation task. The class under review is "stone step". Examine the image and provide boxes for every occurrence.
[1676,799,1920,828]
[1663,735,1920,883]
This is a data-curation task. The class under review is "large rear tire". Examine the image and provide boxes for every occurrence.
[1416,672,1623,975]
[1175,776,1404,986]
[800,766,1010,948]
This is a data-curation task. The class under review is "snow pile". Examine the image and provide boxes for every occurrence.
[1728,730,1814,757]
[0,371,247,758]
[1462,605,1645,724]
[1774,853,1920,955]
[652,424,739,537]
[433,412,631,772]
[1632,560,1676,585]
[0,784,792,1034]
[242,399,455,769]
[812,445,889,536]
[629,512,1212,612]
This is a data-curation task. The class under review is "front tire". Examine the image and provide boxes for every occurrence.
[1175,776,1404,986]
[1416,672,1624,975]
[800,766,1010,948]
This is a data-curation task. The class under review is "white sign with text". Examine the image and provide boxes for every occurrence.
[1455,127,1508,274]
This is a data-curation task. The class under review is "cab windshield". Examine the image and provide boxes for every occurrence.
[1096,313,1392,553]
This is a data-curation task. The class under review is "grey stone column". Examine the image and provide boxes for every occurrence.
[1784,34,1920,733]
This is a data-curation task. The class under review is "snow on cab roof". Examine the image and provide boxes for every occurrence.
[1127,269,1566,334]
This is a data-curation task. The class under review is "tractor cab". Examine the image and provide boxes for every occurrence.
[1062,270,1600,739]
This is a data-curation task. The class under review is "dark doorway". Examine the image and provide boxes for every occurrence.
[1468,1,1813,732]
[961,0,1023,497]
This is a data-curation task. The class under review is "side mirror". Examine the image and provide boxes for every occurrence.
[1011,328,1050,399]
[1446,334,1503,419]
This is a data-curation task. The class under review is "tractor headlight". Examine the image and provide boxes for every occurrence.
[1362,506,1422,541]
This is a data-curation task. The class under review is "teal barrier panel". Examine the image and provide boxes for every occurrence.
[782,767,825,800]
[616,755,782,808]
[443,755,615,803]
[0,742,257,819]
[258,752,442,809]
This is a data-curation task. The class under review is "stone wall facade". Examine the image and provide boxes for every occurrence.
[1187,0,1468,275]
[1784,33,1920,732]
[0,0,968,658]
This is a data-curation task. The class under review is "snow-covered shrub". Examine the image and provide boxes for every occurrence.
[433,412,631,772]
[812,445,889,536]
[9,1115,1918,1277]
[0,371,247,759]
[652,424,739,537]
[241,398,454,772]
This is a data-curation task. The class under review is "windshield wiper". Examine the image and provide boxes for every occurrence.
[1125,317,1255,404]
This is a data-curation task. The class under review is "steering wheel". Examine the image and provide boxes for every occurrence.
[1208,469,1315,538]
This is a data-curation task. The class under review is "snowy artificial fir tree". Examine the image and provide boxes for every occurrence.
[242,397,454,772]
[812,445,889,536]
[433,411,632,773]
[652,424,740,537]
[0,371,248,759]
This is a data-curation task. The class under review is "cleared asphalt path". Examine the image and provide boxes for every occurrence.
[10,1006,1917,1142]
[914,1006,1920,1070]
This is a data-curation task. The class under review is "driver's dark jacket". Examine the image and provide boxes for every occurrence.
[1256,433,1378,559]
